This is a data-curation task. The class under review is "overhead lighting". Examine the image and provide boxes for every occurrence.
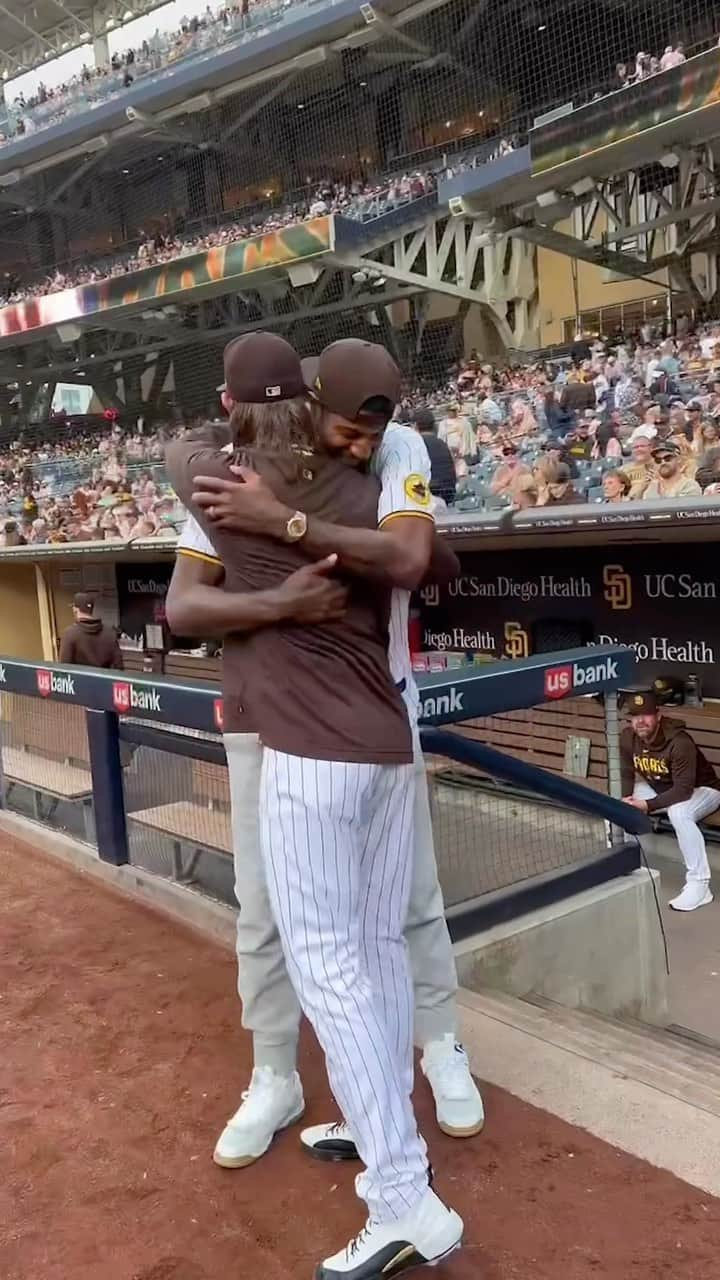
[61,42,70,50]
[359,80,367,87]
[538,24,547,32]
[80,31,91,41]
[122,168,130,175]
[106,17,115,27]
[297,103,305,110]
[123,8,134,18]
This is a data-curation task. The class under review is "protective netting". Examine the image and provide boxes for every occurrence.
[0,0,719,422]
[117,721,610,910]
[0,692,96,843]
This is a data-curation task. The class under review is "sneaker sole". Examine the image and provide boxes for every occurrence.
[313,1239,462,1279]
[669,893,713,912]
[438,1117,485,1138]
[213,1102,305,1169]
[301,1138,360,1163]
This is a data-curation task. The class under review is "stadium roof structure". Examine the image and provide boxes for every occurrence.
[0,0,168,81]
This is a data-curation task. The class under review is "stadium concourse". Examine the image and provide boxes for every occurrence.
[1,318,720,546]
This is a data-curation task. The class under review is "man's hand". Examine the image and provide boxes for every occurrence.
[275,555,348,624]
[192,467,291,538]
[623,796,648,812]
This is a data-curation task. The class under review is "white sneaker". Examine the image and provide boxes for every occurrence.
[213,1066,304,1168]
[669,881,713,912]
[421,1035,484,1138]
[315,1186,463,1278]
[301,1120,359,1162]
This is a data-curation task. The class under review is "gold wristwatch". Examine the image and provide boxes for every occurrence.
[285,510,308,542]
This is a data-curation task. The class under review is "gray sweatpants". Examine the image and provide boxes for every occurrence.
[224,722,458,1075]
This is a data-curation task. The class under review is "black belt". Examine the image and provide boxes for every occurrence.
[396,678,406,694]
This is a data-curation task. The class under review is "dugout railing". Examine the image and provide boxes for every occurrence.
[0,645,649,937]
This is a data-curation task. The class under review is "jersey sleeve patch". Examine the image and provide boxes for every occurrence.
[404,474,432,507]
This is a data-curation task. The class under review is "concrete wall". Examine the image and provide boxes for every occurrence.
[454,870,668,1026]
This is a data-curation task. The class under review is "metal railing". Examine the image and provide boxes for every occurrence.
[0,646,646,932]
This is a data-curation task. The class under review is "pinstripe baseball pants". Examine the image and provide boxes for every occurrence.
[224,723,457,1075]
[259,747,429,1223]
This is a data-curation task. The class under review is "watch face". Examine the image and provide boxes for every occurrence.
[287,512,307,540]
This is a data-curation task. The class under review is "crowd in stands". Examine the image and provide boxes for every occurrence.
[405,321,720,515]
[0,1,294,144]
[2,319,720,548]
[0,170,437,308]
[0,415,185,548]
[615,43,686,88]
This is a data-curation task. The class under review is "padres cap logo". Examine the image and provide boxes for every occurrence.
[633,695,644,707]
[404,474,431,506]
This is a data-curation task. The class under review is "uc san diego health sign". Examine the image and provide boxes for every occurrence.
[418,544,720,694]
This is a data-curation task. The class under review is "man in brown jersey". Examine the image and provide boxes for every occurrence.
[165,333,463,1280]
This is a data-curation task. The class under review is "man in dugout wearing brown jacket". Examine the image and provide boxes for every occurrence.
[59,592,124,670]
[621,689,720,913]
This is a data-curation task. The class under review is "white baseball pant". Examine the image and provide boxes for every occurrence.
[224,719,457,1075]
[259,747,429,1223]
[633,780,720,881]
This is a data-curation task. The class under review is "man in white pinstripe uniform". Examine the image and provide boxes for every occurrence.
[167,336,480,1276]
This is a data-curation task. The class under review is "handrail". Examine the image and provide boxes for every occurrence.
[0,645,636,734]
[421,726,651,835]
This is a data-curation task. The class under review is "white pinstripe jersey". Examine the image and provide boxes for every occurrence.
[176,422,433,722]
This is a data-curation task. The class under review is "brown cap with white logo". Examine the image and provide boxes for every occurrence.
[303,339,401,424]
[219,332,305,403]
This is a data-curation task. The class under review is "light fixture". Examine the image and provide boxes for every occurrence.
[538,24,547,32]
[359,80,367,87]
[122,168,130,175]
[80,31,91,41]
[297,103,305,110]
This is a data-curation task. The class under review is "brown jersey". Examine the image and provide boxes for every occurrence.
[166,438,411,765]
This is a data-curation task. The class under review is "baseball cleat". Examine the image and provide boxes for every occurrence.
[421,1035,484,1137]
[314,1187,463,1278]
[213,1066,304,1168]
[669,881,713,912]
[300,1120,359,1162]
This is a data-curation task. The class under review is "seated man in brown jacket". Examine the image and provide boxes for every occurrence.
[59,592,123,669]
[621,689,720,912]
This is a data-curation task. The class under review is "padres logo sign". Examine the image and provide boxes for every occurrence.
[504,620,530,659]
[603,564,632,610]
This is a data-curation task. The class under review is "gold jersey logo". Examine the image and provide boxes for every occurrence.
[404,474,432,507]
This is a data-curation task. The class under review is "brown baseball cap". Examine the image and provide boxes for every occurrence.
[219,332,305,403]
[303,339,401,423]
[622,688,658,715]
[73,592,96,613]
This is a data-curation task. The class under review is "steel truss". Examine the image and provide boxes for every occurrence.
[0,2,170,81]
[506,143,720,307]
[329,212,538,349]
[0,264,424,412]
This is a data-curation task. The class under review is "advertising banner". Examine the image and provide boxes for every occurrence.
[530,46,720,175]
[116,564,172,648]
[418,544,720,696]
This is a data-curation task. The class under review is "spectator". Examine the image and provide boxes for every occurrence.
[412,409,456,505]
[539,462,584,506]
[512,473,538,510]
[623,436,656,499]
[560,374,596,418]
[592,417,623,460]
[602,469,631,503]
[621,689,718,912]
[59,592,124,669]
[564,417,594,462]
[490,442,530,500]
[438,404,476,476]
[644,442,702,499]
